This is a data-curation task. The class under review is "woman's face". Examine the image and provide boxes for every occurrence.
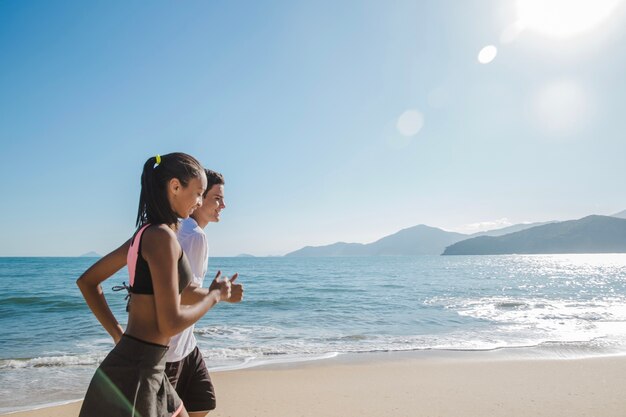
[170,173,208,219]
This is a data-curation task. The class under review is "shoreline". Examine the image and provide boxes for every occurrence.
[4,348,626,417]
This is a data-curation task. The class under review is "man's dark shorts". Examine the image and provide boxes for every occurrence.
[165,346,216,413]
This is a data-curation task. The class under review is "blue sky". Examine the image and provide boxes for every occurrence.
[1,0,625,256]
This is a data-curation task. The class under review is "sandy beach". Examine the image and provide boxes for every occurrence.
[6,351,626,417]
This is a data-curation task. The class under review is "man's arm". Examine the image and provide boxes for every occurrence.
[178,224,243,305]
[179,228,209,304]
[179,230,207,285]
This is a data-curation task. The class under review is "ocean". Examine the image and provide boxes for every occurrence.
[1,254,626,413]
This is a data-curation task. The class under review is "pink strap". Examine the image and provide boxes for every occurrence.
[171,403,184,417]
[127,224,151,287]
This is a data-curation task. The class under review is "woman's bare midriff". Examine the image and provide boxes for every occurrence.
[125,294,171,346]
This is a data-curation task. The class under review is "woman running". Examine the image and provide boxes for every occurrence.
[77,153,232,417]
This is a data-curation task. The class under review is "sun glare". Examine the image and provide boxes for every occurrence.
[516,0,623,39]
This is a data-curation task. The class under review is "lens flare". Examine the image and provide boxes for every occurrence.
[396,110,424,137]
[478,45,498,64]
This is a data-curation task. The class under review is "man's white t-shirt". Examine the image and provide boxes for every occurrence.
[166,217,209,362]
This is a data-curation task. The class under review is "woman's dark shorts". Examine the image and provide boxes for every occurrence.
[79,334,183,417]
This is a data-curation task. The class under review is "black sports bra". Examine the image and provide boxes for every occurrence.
[126,224,192,295]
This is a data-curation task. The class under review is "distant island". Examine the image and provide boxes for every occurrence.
[283,223,550,257]
[79,251,101,258]
[285,211,626,257]
[612,209,626,219]
[236,253,255,258]
[285,225,467,256]
[442,215,626,255]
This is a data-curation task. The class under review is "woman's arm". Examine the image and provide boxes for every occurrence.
[76,240,130,344]
[142,226,231,337]
[180,270,243,305]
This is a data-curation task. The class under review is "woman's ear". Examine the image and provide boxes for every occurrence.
[169,178,182,196]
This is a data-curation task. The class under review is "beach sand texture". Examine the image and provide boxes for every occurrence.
[6,353,626,417]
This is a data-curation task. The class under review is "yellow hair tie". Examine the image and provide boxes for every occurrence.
[155,154,161,165]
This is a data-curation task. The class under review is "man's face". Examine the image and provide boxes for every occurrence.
[203,184,225,223]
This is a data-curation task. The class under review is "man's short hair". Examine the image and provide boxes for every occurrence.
[204,169,225,197]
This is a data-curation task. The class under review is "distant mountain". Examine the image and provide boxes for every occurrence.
[236,253,255,258]
[611,209,626,219]
[285,225,467,257]
[470,221,557,238]
[367,225,467,255]
[442,215,626,255]
[80,251,101,258]
[286,242,367,257]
